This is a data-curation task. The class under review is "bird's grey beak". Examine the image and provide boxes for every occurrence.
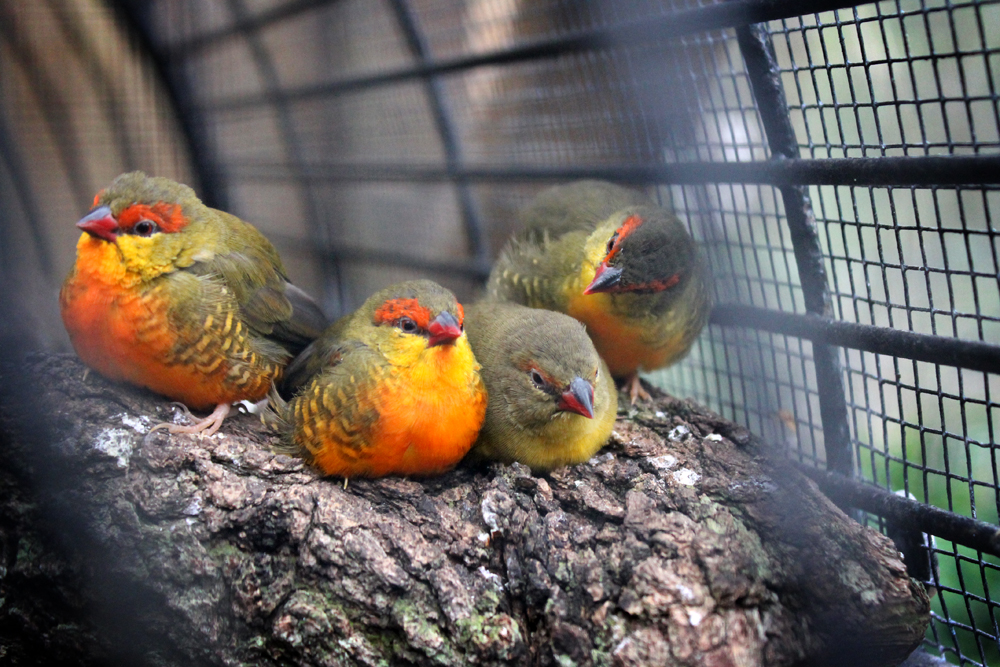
[77,206,118,242]
[557,376,594,419]
[428,311,462,346]
[583,263,622,294]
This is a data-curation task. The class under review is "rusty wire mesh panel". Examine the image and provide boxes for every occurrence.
[3,0,998,663]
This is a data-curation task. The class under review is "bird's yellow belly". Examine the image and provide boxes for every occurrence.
[521,406,616,471]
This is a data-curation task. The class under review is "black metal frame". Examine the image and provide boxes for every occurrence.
[223,154,1000,184]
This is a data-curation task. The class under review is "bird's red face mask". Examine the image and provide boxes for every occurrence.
[584,213,685,295]
[77,196,188,243]
[374,298,464,347]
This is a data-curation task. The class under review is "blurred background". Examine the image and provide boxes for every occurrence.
[1,0,999,663]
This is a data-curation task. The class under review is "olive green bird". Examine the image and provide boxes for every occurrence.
[60,171,327,436]
[487,180,712,403]
[464,301,617,472]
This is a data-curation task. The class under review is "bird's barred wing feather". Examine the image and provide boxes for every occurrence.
[486,231,587,311]
[181,214,328,354]
[158,271,288,396]
[286,341,385,464]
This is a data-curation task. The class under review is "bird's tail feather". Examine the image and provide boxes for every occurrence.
[262,383,303,457]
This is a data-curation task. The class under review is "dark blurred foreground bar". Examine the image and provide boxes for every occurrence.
[799,465,1000,559]
[229,155,1000,186]
[711,304,1000,376]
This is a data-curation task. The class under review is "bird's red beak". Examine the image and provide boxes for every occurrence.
[583,263,623,294]
[428,311,462,347]
[557,376,594,419]
[77,206,118,242]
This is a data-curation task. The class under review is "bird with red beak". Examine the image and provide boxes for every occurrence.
[273,280,487,479]
[463,301,617,472]
[487,180,712,404]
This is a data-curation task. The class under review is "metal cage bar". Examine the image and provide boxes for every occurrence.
[164,0,341,55]
[735,21,851,474]
[226,0,347,314]
[225,154,1000,185]
[113,1,226,210]
[386,0,489,271]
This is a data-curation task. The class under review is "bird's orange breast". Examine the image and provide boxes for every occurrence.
[60,236,277,409]
[566,289,686,378]
[305,339,487,478]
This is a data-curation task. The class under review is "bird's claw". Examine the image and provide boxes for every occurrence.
[624,374,652,405]
[147,403,232,438]
[168,402,196,420]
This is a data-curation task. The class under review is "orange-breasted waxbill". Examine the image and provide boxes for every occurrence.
[272,280,487,479]
[60,171,327,436]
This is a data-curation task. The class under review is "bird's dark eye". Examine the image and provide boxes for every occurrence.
[605,232,619,255]
[530,369,546,389]
[133,220,159,237]
[398,317,418,333]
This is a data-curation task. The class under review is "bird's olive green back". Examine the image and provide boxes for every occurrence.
[519,180,653,240]
[486,231,587,311]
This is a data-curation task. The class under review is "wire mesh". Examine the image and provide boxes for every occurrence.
[1,0,997,662]
[0,0,193,354]
[760,4,1000,662]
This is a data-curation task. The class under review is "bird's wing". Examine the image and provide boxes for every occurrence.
[181,229,328,355]
[278,327,345,396]
[486,231,586,311]
[288,340,386,462]
[261,281,329,351]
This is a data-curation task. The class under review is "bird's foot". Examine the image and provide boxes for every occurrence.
[623,374,652,405]
[148,402,232,437]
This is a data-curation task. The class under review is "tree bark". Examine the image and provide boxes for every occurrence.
[0,354,929,666]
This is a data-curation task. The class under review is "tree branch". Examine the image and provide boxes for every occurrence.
[0,354,928,666]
